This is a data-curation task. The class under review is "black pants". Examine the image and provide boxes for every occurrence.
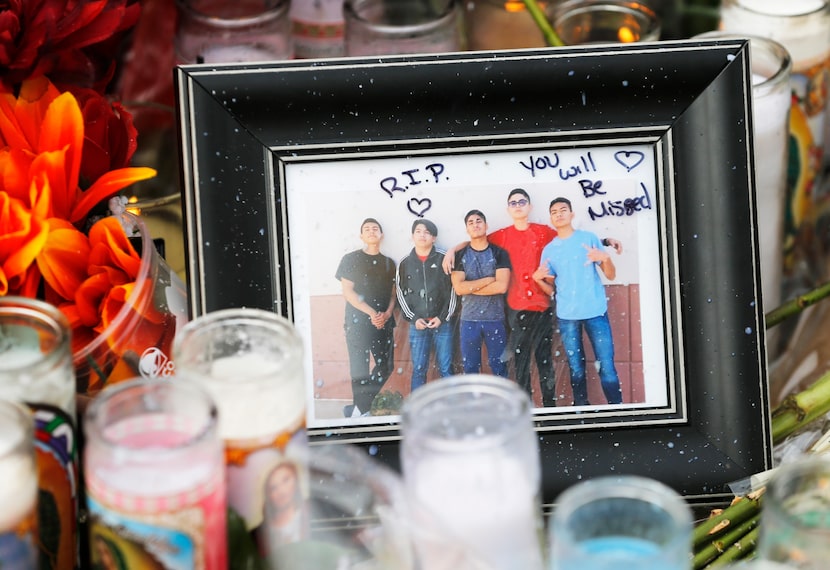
[345,323,395,413]
[508,308,556,407]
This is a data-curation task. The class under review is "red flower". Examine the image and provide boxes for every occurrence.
[0,0,141,90]
[70,86,138,184]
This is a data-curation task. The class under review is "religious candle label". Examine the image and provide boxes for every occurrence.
[0,509,38,570]
[84,415,228,569]
[29,403,78,570]
[224,425,309,556]
[291,0,345,59]
[86,475,226,570]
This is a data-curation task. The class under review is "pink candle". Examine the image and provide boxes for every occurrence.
[83,379,227,569]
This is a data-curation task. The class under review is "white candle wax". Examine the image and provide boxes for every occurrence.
[198,44,290,64]
[721,1,829,69]
[206,352,306,440]
[0,440,37,532]
[406,452,544,570]
[0,346,76,416]
[751,72,792,309]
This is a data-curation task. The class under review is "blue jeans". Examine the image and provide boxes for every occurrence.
[409,321,454,390]
[559,313,622,405]
[460,320,508,378]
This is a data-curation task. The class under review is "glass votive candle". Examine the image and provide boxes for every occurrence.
[0,297,78,569]
[0,400,39,569]
[172,308,308,560]
[756,456,830,568]
[175,0,293,64]
[548,475,693,570]
[344,0,464,57]
[719,0,830,272]
[83,378,227,569]
[400,374,545,570]
[548,0,662,44]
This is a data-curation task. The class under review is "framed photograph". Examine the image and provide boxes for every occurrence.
[175,39,772,505]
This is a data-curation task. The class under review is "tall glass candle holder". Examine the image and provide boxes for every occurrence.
[400,374,544,570]
[0,400,39,569]
[83,378,227,569]
[756,456,830,568]
[344,0,463,56]
[0,297,78,570]
[548,475,693,569]
[172,308,308,560]
[175,0,293,63]
[549,0,662,44]
[719,0,830,281]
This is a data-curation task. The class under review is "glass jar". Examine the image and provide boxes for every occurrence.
[549,0,662,44]
[401,374,544,570]
[172,308,308,559]
[0,297,78,569]
[344,0,464,56]
[756,456,830,568]
[175,0,293,63]
[549,475,693,569]
[84,378,227,569]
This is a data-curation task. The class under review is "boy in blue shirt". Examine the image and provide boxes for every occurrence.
[536,197,623,405]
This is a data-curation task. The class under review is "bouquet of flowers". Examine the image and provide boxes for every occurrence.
[1,0,185,393]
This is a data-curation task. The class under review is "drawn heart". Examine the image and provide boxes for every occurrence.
[614,150,645,172]
[407,197,432,218]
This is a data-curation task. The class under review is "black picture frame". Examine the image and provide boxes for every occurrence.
[175,39,772,507]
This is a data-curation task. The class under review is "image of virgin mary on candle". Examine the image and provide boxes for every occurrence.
[253,461,311,561]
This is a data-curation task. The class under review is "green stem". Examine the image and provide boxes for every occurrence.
[693,514,759,569]
[765,281,830,329]
[706,526,760,567]
[522,0,565,47]
[771,368,830,442]
[692,491,763,550]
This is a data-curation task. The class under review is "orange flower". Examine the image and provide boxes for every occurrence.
[0,76,155,299]
[0,76,156,222]
[0,191,48,296]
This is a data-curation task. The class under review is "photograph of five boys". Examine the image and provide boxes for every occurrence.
[333,187,630,419]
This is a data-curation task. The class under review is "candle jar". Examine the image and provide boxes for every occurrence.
[175,0,293,64]
[548,475,693,569]
[0,297,78,570]
[172,308,308,560]
[400,374,544,570]
[548,0,662,44]
[83,378,227,569]
[0,400,39,569]
[756,456,830,567]
[344,0,464,56]
[290,0,346,59]
[464,0,549,51]
[719,0,830,284]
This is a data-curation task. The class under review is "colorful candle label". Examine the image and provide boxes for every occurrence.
[85,471,227,570]
[0,508,38,570]
[785,57,830,271]
[29,402,78,570]
[225,425,309,561]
